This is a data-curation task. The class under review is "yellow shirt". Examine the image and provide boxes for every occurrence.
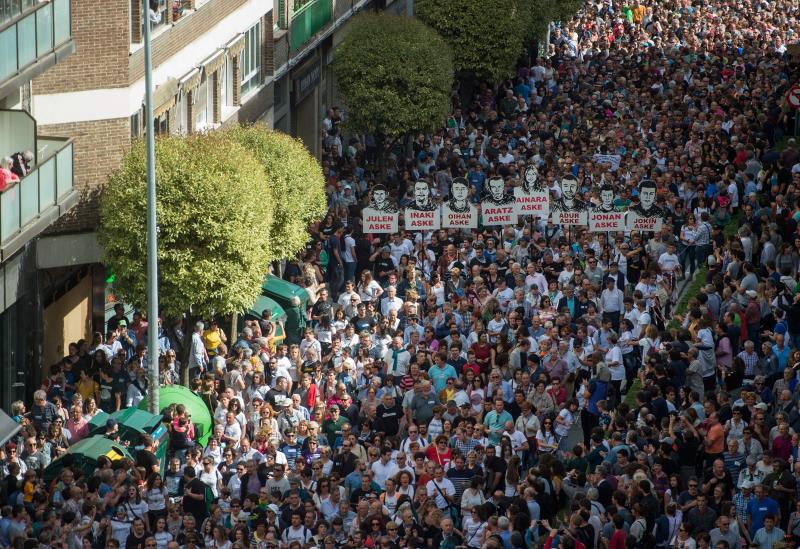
[203,329,223,355]
[77,378,99,402]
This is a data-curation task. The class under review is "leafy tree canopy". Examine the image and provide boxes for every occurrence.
[99,133,274,319]
[226,124,327,262]
[416,0,525,82]
[521,0,583,42]
[334,11,453,136]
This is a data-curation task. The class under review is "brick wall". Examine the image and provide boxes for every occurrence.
[38,118,131,232]
[128,0,248,83]
[263,11,274,76]
[33,0,131,93]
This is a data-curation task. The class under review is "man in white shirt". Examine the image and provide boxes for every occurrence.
[426,466,457,511]
[222,412,242,450]
[634,272,658,309]
[389,233,414,266]
[493,278,514,312]
[657,242,680,274]
[380,286,404,317]
[371,447,399,488]
[343,227,357,283]
[623,299,642,338]
[337,281,360,310]
[502,421,529,459]
[384,336,411,380]
[600,277,624,333]
[635,300,652,337]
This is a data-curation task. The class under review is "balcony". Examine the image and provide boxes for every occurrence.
[0,110,76,261]
[0,0,75,98]
[289,0,331,51]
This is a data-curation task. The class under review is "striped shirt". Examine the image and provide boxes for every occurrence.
[694,222,712,246]
[738,350,759,377]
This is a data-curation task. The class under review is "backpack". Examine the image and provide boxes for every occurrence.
[204,484,214,513]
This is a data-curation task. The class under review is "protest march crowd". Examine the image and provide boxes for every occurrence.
[5,0,800,549]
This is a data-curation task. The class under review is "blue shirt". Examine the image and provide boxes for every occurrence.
[429,364,458,393]
[772,344,790,371]
[483,409,513,445]
[746,496,779,535]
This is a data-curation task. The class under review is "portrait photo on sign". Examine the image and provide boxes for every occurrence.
[483,177,514,206]
[447,177,472,213]
[630,179,664,217]
[522,164,546,193]
[368,183,398,213]
[442,178,477,229]
[552,176,587,213]
[408,180,437,211]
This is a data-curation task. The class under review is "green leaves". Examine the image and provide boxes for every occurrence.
[226,124,327,264]
[416,0,526,82]
[334,12,453,136]
[98,127,326,320]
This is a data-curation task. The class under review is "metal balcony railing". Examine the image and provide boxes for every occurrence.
[1,136,74,244]
[0,0,72,82]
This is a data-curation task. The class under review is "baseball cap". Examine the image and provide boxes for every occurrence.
[118,320,127,327]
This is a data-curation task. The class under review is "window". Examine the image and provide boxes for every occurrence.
[220,55,233,110]
[176,90,188,134]
[194,76,209,129]
[274,0,286,29]
[130,109,142,139]
[240,21,262,97]
[155,113,169,135]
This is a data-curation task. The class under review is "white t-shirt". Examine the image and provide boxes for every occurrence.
[358,280,383,303]
[555,408,575,437]
[223,421,242,448]
[426,478,456,510]
[502,429,528,458]
[200,468,223,498]
[658,252,680,272]
[605,346,625,381]
[343,235,356,263]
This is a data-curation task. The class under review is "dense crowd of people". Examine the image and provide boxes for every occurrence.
[4,0,800,548]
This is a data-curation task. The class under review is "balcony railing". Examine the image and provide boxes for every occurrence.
[0,0,72,82]
[1,136,73,245]
[289,0,331,51]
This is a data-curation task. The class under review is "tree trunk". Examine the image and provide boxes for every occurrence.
[180,311,193,387]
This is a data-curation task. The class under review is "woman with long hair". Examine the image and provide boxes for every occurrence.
[83,397,102,421]
[357,270,383,304]
[152,516,173,549]
[145,474,168,526]
[535,417,558,457]
[208,525,230,549]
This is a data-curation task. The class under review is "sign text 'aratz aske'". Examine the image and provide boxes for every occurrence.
[482,204,517,225]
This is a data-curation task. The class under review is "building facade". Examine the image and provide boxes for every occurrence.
[0,0,79,409]
[0,0,413,410]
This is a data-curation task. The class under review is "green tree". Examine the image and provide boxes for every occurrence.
[226,124,327,263]
[521,0,583,44]
[98,133,274,321]
[416,0,525,82]
[334,12,453,139]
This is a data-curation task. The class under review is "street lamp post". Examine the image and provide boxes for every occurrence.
[143,3,160,414]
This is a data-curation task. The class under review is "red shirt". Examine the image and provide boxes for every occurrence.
[608,529,627,549]
[425,445,453,469]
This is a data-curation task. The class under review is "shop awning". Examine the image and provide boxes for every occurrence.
[0,409,21,447]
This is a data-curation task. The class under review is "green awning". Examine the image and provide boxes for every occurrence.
[261,275,308,310]
[248,294,286,322]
